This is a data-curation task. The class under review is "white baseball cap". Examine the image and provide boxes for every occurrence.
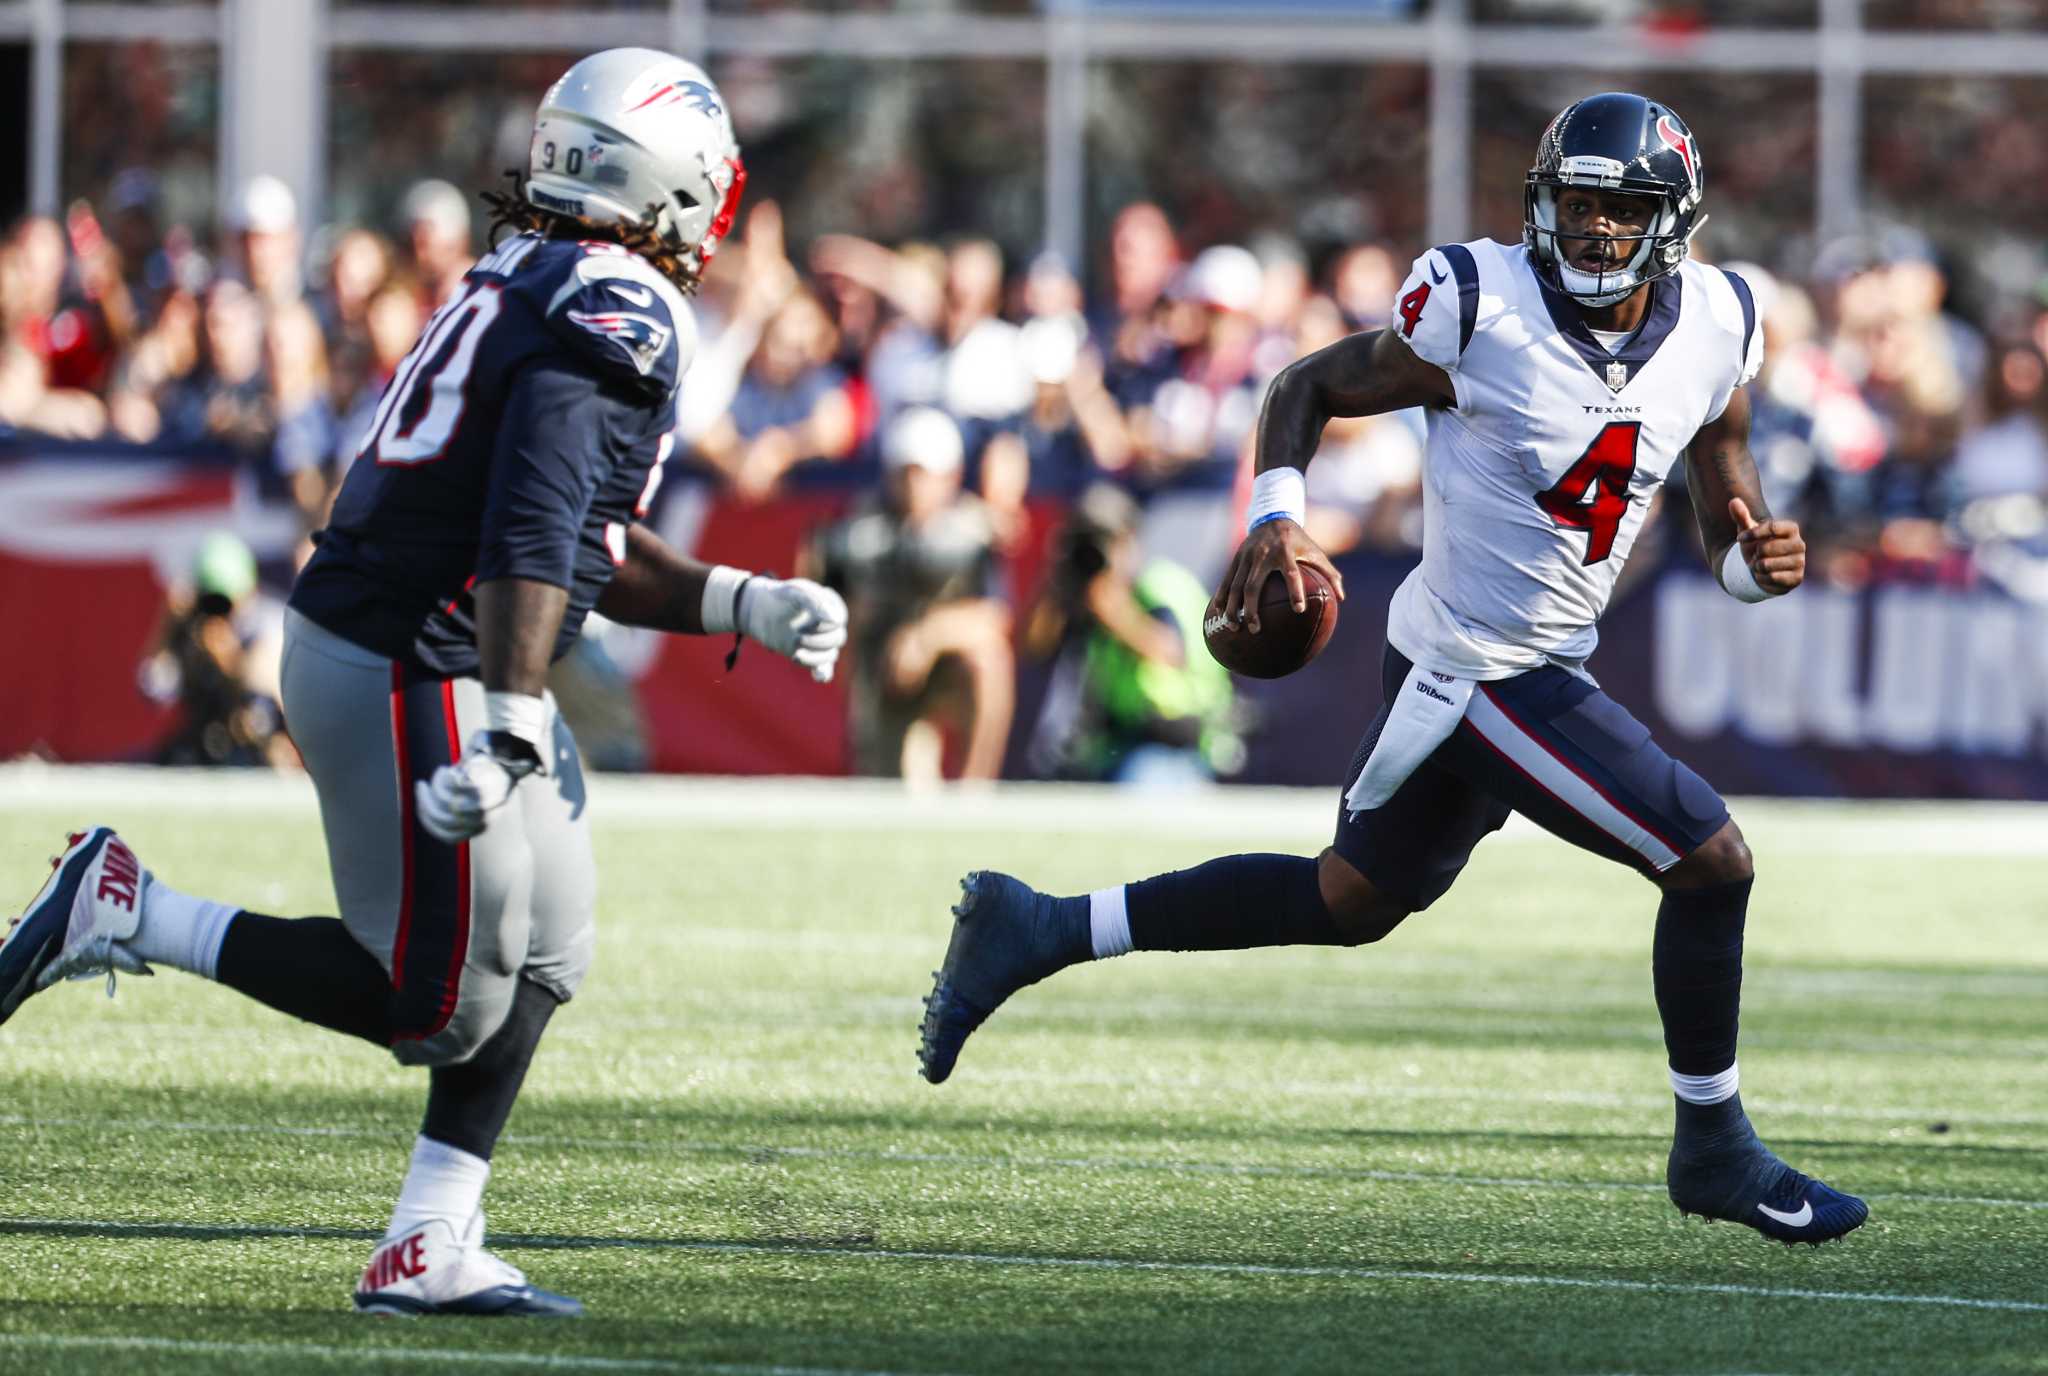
[1181,244,1262,314]
[882,406,964,475]
[402,179,471,239]
[235,175,299,233]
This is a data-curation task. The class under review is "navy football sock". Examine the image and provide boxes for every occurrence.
[1672,1090,1763,1162]
[1124,853,1343,952]
[215,913,395,1046]
[421,976,560,1161]
[1653,876,1750,1078]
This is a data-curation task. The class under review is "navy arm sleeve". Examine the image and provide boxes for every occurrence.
[477,361,623,588]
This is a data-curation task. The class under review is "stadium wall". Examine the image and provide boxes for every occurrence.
[3,444,2044,799]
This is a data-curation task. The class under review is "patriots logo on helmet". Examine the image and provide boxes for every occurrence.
[625,77,723,119]
[566,309,673,377]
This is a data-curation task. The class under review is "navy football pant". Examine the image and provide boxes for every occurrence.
[1334,645,1730,911]
[280,608,596,1067]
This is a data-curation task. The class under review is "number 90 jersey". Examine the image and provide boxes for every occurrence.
[1383,238,1761,680]
[291,232,696,679]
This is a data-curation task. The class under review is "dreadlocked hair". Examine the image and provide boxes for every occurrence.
[480,169,701,294]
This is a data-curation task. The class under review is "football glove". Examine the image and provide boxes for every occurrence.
[415,730,543,844]
[705,567,849,683]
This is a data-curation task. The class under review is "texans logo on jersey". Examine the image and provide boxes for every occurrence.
[566,309,673,377]
[624,77,723,119]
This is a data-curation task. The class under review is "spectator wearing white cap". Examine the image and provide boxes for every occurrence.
[803,406,1014,786]
[1131,243,1265,487]
[979,313,1133,504]
[401,178,474,309]
[234,175,304,311]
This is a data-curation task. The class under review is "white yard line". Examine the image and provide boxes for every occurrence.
[0,1334,937,1376]
[2,1220,2044,1316]
[3,765,2046,853]
[0,1114,2039,1212]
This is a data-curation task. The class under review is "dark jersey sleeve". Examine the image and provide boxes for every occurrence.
[476,360,628,588]
[536,248,695,402]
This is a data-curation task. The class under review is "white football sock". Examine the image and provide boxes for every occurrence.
[388,1135,491,1241]
[1670,1061,1739,1105]
[126,880,239,979]
[1089,886,1132,959]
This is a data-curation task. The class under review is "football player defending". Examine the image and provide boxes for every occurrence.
[918,93,1866,1247]
[0,50,849,1314]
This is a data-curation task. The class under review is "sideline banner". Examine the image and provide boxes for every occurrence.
[2,444,2042,799]
[1240,552,2048,800]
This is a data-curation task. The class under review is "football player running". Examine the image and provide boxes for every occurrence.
[918,93,1867,1247]
[0,49,848,1315]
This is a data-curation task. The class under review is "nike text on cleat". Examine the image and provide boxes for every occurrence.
[354,1215,583,1318]
[0,827,153,1026]
[917,871,1075,1086]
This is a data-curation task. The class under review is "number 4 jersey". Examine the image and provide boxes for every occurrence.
[1383,238,1761,680]
[291,232,695,678]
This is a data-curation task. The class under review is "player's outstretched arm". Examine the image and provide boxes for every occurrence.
[1222,330,1454,631]
[1684,385,1805,599]
[598,522,848,681]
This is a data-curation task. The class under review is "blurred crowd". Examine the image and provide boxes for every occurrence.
[7,168,2048,779]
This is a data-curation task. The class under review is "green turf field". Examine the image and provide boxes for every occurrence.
[1,771,2044,1375]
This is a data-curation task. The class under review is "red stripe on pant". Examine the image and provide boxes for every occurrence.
[387,670,473,1044]
[1478,685,1687,860]
[388,664,415,990]
[433,679,472,1035]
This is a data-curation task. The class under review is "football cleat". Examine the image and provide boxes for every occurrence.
[1669,1143,1869,1246]
[917,870,1079,1085]
[0,827,152,1026]
[354,1214,583,1318]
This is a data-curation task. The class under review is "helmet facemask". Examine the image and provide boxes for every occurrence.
[1525,178,1691,307]
[1521,93,1706,308]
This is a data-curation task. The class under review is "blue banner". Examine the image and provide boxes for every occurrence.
[1234,551,2048,801]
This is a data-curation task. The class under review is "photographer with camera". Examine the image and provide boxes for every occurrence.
[1024,484,1240,787]
[138,531,291,768]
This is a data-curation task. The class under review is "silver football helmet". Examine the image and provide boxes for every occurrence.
[525,47,745,286]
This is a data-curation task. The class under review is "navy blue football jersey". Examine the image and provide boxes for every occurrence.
[291,233,695,677]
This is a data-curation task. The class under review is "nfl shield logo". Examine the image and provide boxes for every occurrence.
[1606,359,1628,392]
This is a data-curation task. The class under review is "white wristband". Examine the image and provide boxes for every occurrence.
[701,564,752,634]
[485,690,547,750]
[1246,467,1307,534]
[1719,543,1769,603]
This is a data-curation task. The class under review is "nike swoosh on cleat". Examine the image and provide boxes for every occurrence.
[1757,1200,1814,1227]
[606,283,654,307]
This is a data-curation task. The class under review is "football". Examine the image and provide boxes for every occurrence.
[1202,565,1339,679]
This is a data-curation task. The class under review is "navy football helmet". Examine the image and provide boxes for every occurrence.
[1524,92,1705,306]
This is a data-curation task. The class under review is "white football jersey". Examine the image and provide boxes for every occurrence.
[1381,237,1762,680]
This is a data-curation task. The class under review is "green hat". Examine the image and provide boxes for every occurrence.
[193,531,257,603]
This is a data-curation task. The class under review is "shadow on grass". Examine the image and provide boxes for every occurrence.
[3,1082,2032,1165]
